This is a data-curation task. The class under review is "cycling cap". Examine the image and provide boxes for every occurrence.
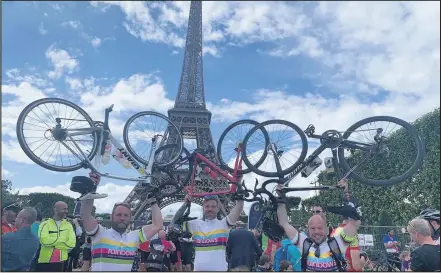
[419,208,440,222]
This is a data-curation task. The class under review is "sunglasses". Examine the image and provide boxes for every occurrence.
[312,210,324,214]
[313,244,321,258]
[203,195,218,200]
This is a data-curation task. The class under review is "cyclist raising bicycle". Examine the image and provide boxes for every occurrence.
[80,173,164,271]
[419,208,440,245]
[171,194,244,271]
[276,182,360,272]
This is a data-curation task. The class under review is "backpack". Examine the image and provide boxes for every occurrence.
[301,237,347,272]
[274,244,290,271]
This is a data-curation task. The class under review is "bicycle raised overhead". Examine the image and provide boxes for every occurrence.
[16,98,184,199]
[156,119,271,197]
[241,116,425,186]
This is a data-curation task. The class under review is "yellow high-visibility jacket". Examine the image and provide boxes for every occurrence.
[37,218,76,263]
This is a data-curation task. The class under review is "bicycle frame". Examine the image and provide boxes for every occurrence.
[60,126,159,183]
[183,146,244,197]
[280,132,374,185]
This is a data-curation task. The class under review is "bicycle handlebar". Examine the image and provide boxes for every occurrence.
[229,177,343,207]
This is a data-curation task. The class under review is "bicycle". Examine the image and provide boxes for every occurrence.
[154,119,272,197]
[241,116,425,186]
[368,251,402,272]
[16,98,184,201]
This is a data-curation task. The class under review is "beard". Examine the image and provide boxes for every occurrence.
[111,221,128,233]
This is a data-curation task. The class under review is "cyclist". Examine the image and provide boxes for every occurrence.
[80,173,164,271]
[419,208,440,245]
[276,183,360,272]
[171,194,244,271]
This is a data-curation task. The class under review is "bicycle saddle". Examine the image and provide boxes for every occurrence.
[327,204,362,220]
[262,218,285,243]
[70,176,97,194]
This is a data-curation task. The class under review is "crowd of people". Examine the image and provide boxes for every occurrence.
[1,175,440,272]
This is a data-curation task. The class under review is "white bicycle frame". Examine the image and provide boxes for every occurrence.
[60,126,161,183]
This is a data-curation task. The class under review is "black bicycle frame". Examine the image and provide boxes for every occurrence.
[277,132,373,183]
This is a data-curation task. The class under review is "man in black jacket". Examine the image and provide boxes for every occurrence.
[226,222,263,271]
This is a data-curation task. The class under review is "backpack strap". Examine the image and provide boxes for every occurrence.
[327,237,347,272]
[301,238,313,272]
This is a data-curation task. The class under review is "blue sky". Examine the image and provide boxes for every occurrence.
[2,1,439,214]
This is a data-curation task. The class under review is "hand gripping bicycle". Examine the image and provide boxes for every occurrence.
[230,177,354,242]
[158,119,272,197]
[241,116,425,186]
[16,98,184,200]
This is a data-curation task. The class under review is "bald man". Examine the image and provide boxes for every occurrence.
[36,201,76,272]
[277,187,360,272]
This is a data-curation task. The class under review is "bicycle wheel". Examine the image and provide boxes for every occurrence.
[155,144,192,187]
[242,119,308,177]
[123,111,183,168]
[16,98,99,172]
[338,116,425,186]
[217,119,269,174]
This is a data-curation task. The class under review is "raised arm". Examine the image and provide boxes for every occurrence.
[80,199,98,234]
[226,200,244,225]
[141,203,163,240]
[170,199,190,225]
[277,202,298,241]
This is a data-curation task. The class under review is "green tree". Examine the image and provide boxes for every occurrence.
[299,108,440,226]
[377,210,393,226]
[26,192,76,219]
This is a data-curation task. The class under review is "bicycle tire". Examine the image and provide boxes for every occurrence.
[338,116,425,186]
[217,119,269,174]
[123,111,183,168]
[155,144,192,187]
[16,98,99,172]
[242,119,308,177]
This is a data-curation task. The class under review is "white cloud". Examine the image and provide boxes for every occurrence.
[1,141,34,164]
[89,2,309,56]
[90,37,102,48]
[2,168,14,179]
[79,73,174,120]
[65,76,83,90]
[61,20,82,29]
[4,68,49,88]
[38,23,48,35]
[46,45,79,79]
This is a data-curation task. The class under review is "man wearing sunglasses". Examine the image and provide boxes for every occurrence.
[80,173,164,272]
[171,194,244,271]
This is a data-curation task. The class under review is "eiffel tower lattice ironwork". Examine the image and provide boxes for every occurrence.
[124,1,234,221]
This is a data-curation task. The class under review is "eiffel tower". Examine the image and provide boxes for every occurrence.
[124,1,234,220]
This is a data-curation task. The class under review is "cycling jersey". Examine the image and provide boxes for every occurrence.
[294,229,358,271]
[186,217,232,271]
[87,225,148,271]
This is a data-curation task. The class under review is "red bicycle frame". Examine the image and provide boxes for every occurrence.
[183,146,244,197]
